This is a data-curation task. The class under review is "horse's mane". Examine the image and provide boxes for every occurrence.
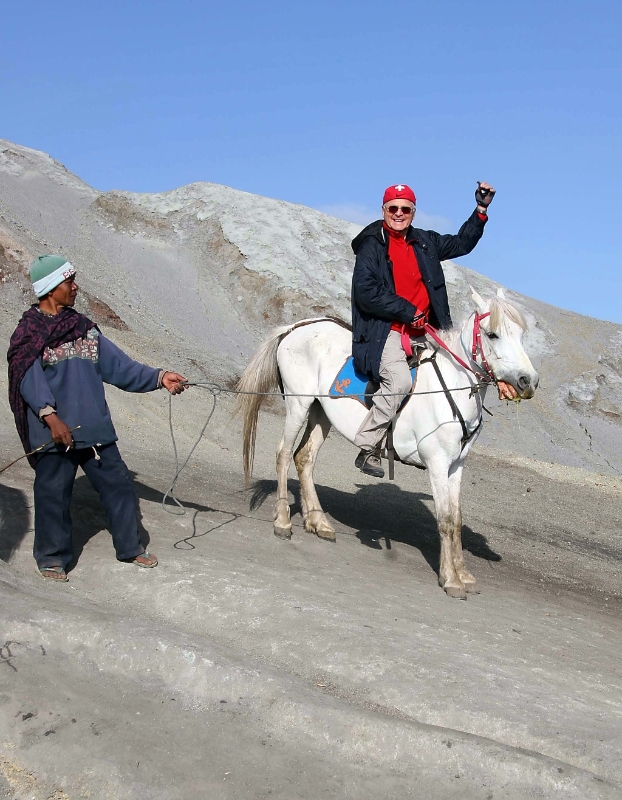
[437,296,527,352]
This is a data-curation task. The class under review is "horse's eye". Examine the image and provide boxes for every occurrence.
[487,332,499,340]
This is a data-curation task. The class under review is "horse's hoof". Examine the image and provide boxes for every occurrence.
[464,581,480,594]
[274,526,292,540]
[304,518,336,542]
[444,584,468,600]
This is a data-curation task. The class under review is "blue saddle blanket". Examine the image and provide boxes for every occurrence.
[329,356,417,407]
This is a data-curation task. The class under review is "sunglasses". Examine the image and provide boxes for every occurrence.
[385,205,415,215]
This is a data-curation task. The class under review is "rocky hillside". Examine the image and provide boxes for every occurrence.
[1,138,621,472]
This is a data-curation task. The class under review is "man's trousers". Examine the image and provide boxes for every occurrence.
[353,330,414,452]
[33,443,144,570]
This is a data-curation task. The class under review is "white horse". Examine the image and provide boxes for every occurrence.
[237,289,539,599]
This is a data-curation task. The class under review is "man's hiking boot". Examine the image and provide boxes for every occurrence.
[355,449,385,478]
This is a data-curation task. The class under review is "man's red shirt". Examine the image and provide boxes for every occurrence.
[384,223,430,336]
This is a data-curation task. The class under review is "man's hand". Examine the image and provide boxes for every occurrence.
[497,380,518,401]
[475,181,496,210]
[162,371,188,395]
[44,413,75,448]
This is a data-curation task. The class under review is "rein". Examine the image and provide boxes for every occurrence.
[418,352,484,451]
[423,313,496,384]
[411,313,496,454]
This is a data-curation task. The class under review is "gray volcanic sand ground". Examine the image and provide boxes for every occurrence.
[1,140,622,798]
[1,379,621,799]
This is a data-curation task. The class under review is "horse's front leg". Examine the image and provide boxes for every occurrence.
[427,459,467,600]
[293,402,335,541]
[448,460,479,593]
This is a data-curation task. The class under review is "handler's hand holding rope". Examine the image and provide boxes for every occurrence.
[161,371,188,395]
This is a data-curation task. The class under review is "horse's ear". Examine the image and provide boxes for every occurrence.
[469,285,488,314]
[496,287,507,299]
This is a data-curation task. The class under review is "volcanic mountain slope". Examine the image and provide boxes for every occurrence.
[1,138,621,472]
[1,142,622,800]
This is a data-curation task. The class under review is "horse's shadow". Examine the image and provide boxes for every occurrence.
[249,478,500,577]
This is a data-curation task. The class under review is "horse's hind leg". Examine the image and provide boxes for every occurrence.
[274,397,312,539]
[293,401,335,542]
[448,461,479,593]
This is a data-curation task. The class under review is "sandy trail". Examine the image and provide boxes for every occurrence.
[1,391,621,799]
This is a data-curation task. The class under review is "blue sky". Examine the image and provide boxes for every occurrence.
[2,0,621,322]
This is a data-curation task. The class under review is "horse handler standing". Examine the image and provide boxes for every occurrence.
[351,182,515,478]
[7,255,187,581]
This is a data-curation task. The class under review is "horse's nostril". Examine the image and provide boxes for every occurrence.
[517,374,530,390]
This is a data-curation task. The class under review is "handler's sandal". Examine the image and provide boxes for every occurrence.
[355,449,385,478]
[132,551,158,568]
[39,566,68,582]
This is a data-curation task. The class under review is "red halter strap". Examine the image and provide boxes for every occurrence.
[471,312,496,382]
[422,312,496,383]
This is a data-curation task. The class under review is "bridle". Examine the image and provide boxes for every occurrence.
[468,311,497,383]
[423,312,497,384]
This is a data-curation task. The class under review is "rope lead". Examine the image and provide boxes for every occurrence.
[162,374,492,514]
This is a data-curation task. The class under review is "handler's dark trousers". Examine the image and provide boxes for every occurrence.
[33,443,143,570]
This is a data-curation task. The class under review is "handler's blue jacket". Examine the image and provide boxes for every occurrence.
[350,209,487,381]
[20,329,161,450]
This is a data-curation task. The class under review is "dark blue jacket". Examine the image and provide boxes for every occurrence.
[351,210,487,380]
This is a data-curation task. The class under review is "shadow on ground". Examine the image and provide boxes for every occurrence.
[62,469,501,580]
[68,472,218,567]
[0,482,30,563]
[248,478,501,578]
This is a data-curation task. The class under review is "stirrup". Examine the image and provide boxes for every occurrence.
[355,449,384,478]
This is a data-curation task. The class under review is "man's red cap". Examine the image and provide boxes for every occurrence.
[383,184,416,205]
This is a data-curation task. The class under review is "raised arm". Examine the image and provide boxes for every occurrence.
[428,182,496,262]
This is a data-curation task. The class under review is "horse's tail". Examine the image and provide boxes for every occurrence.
[235,324,292,485]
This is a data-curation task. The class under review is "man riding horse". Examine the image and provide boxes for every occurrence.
[351,182,516,477]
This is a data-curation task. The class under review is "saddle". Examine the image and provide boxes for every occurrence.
[329,348,426,480]
[329,349,422,410]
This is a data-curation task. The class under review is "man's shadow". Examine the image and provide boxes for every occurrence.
[68,471,214,570]
[0,482,30,563]
[249,478,500,578]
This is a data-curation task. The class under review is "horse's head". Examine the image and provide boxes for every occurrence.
[470,287,539,399]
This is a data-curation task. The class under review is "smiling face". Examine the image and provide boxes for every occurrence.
[382,201,415,234]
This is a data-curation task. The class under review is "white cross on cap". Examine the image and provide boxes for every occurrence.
[395,184,405,191]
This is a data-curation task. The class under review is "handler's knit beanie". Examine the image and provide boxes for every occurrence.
[29,254,75,298]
